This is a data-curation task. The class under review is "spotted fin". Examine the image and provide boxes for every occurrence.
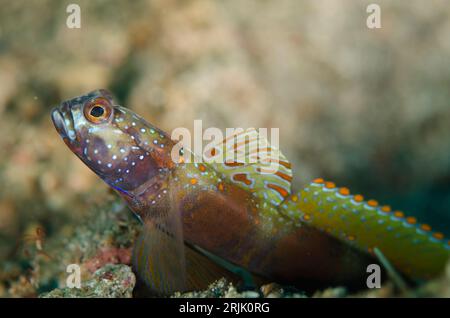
[279,178,450,280]
[205,128,293,207]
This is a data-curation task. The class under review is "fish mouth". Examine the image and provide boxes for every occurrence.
[51,107,68,138]
[51,102,76,141]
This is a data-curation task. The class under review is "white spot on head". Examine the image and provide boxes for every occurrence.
[153,140,158,144]
[120,148,126,153]
[107,144,112,149]
[139,155,144,160]
[107,163,112,168]
[132,162,136,166]
[124,157,128,161]
[131,136,135,140]
[150,129,155,134]
[126,169,130,173]
[160,144,164,148]
[132,122,136,126]
[117,168,122,172]
[97,160,102,164]
[112,155,117,160]
[94,149,98,154]
[140,128,146,133]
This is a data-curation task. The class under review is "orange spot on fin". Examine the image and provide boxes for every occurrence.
[224,162,244,167]
[381,205,391,213]
[325,182,335,189]
[394,211,404,218]
[267,183,289,198]
[275,171,293,182]
[232,173,252,186]
[406,217,417,224]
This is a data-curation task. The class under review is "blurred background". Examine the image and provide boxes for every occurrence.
[0,0,449,295]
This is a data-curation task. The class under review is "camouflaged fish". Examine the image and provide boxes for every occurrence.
[51,89,449,295]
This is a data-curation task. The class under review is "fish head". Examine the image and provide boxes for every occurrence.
[51,89,176,194]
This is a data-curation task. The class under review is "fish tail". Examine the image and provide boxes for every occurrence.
[279,178,450,280]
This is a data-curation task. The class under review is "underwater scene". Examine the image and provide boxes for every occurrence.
[0,0,449,300]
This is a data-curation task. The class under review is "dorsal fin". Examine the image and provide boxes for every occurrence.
[203,128,293,207]
[279,178,450,280]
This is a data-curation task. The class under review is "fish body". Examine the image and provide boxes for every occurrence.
[52,89,449,295]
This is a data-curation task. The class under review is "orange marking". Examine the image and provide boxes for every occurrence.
[347,235,355,241]
[433,232,444,240]
[354,194,364,202]
[224,162,244,167]
[221,135,236,147]
[198,164,206,172]
[277,160,292,169]
[190,178,197,185]
[210,148,217,156]
[325,182,335,189]
[380,205,391,213]
[394,211,404,218]
[339,187,350,195]
[233,139,251,150]
[313,178,324,184]
[367,199,378,207]
[267,183,289,198]
[291,195,298,202]
[218,183,224,191]
[303,214,311,221]
[232,173,252,186]
[258,147,273,153]
[406,217,417,224]
[275,171,293,182]
[261,158,292,169]
[421,224,431,231]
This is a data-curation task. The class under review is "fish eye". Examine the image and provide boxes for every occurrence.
[84,98,112,124]
[90,105,104,117]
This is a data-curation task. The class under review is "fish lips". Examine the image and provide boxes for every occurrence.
[51,102,77,142]
[51,107,68,138]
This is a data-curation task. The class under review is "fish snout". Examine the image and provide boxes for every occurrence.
[51,107,68,138]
